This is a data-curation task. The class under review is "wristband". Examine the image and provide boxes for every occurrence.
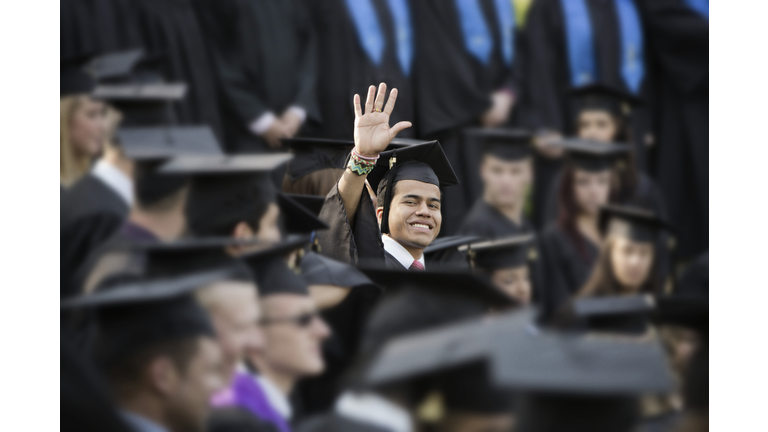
[348,150,378,176]
[352,148,379,161]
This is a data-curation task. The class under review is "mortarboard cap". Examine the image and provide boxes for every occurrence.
[570,83,644,118]
[61,53,96,97]
[388,137,428,148]
[89,49,145,82]
[463,235,535,271]
[423,235,482,256]
[652,295,708,335]
[277,193,329,235]
[116,126,221,161]
[283,137,354,181]
[94,82,187,125]
[160,153,293,175]
[599,204,671,243]
[282,194,325,217]
[367,141,459,234]
[568,294,656,335]
[463,128,534,161]
[299,251,377,289]
[240,237,314,296]
[557,138,631,172]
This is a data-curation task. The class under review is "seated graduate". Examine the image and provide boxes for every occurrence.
[61,268,234,432]
[538,140,629,317]
[466,235,536,306]
[294,252,382,418]
[316,83,459,269]
[296,269,516,432]
[457,129,535,239]
[213,253,331,432]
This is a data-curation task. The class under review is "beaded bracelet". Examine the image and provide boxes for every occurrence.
[348,149,379,176]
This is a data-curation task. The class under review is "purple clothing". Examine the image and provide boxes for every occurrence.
[118,221,159,242]
[211,372,291,432]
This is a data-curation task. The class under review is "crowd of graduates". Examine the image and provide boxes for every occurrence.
[60,1,709,431]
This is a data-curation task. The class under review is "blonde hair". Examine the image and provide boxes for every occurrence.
[60,95,93,187]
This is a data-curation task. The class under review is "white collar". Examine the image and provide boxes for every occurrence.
[253,373,292,420]
[91,159,133,207]
[335,391,412,432]
[119,410,169,432]
[381,235,425,270]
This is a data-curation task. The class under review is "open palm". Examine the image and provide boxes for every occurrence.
[354,83,413,157]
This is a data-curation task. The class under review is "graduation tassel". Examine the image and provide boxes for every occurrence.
[380,151,398,235]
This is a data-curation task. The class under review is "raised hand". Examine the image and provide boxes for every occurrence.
[353,83,412,158]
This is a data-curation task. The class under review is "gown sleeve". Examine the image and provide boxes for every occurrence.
[538,228,575,319]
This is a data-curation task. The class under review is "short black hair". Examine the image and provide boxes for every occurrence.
[134,161,190,211]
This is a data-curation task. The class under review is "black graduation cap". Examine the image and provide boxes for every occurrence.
[89,49,145,82]
[463,234,535,271]
[463,128,534,161]
[240,237,313,297]
[283,137,354,181]
[160,154,294,175]
[652,295,708,335]
[569,294,656,335]
[598,204,671,243]
[61,269,225,368]
[94,82,187,126]
[282,194,325,217]
[423,235,482,256]
[299,251,376,289]
[277,193,329,235]
[367,141,460,234]
[556,138,632,172]
[61,53,96,97]
[388,137,429,148]
[116,126,222,161]
[570,83,644,118]
[358,268,515,309]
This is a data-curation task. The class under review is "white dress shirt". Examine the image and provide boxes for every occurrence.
[119,410,168,432]
[335,391,412,432]
[91,159,133,207]
[381,235,425,270]
[249,106,307,135]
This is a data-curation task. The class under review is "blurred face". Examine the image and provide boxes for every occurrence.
[200,281,264,382]
[256,203,282,244]
[577,110,618,143]
[609,237,655,292]
[69,96,106,157]
[166,338,225,432]
[380,180,442,252]
[480,155,532,208]
[441,412,514,432]
[573,169,611,216]
[490,266,531,306]
[254,294,331,378]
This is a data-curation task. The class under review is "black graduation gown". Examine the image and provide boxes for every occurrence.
[208,407,280,432]
[539,224,600,317]
[676,251,708,298]
[457,199,545,302]
[60,173,129,299]
[412,0,521,236]
[61,0,143,58]
[641,0,708,261]
[424,248,471,271]
[194,0,318,153]
[520,0,653,228]
[305,0,415,140]
[297,413,392,432]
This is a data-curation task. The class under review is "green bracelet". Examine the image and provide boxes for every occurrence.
[348,156,375,175]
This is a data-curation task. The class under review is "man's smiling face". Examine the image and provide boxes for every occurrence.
[378,179,442,253]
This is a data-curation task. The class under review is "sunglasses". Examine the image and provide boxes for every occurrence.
[260,310,321,328]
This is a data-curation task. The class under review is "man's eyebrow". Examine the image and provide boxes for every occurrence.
[401,194,441,203]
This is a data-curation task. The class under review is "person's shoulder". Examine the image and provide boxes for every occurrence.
[208,406,279,432]
[62,174,126,221]
[297,413,392,432]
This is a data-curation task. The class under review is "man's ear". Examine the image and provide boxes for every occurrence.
[376,207,384,226]
[146,356,179,398]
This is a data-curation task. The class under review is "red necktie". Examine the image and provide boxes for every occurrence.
[409,260,424,271]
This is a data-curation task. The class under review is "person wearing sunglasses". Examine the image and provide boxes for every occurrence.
[215,256,331,432]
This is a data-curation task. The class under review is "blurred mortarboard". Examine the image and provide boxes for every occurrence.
[463,128,534,161]
[568,294,656,335]
[94,82,186,125]
[299,251,377,290]
[239,235,312,274]
[358,268,515,309]
[61,53,97,97]
[283,137,353,181]
[240,236,313,296]
[282,194,325,217]
[570,83,644,117]
[423,235,482,256]
[116,126,221,161]
[61,269,226,368]
[89,49,145,82]
[599,204,672,243]
[652,295,708,335]
[367,141,459,234]
[462,235,535,271]
[160,153,293,175]
[277,193,329,235]
[388,137,428,148]
[556,138,631,172]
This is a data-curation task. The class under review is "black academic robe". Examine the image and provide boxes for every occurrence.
[195,0,318,153]
[641,0,708,261]
[457,199,545,302]
[520,0,653,229]
[305,0,415,140]
[60,173,129,299]
[412,0,521,235]
[424,248,471,271]
[676,251,708,298]
[539,224,600,318]
[208,407,280,432]
[297,413,392,432]
[61,0,143,59]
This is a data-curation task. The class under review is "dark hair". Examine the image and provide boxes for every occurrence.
[134,162,190,211]
[556,165,594,263]
[376,180,396,209]
[577,237,659,298]
[99,338,201,396]
[186,175,275,237]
